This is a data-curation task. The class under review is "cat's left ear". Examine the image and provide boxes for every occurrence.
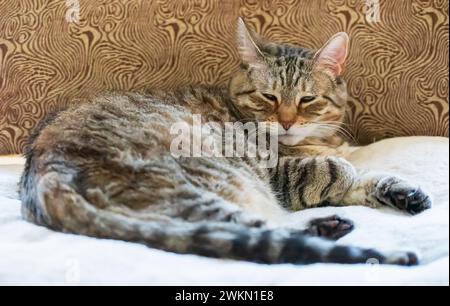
[313,32,349,76]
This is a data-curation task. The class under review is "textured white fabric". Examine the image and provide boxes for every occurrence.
[0,137,448,285]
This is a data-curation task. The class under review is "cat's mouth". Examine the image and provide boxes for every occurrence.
[278,134,305,146]
[276,124,318,146]
[267,123,332,146]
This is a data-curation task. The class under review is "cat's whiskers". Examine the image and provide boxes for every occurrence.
[308,122,357,143]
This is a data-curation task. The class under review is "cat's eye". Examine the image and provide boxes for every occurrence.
[262,93,278,103]
[300,96,317,103]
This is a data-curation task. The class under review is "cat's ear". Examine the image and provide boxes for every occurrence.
[313,32,349,76]
[237,18,265,68]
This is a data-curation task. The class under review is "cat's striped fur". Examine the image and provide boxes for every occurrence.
[19,19,431,266]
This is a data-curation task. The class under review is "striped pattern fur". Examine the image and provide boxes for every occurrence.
[19,20,432,266]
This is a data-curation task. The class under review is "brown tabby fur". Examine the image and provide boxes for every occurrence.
[19,20,431,266]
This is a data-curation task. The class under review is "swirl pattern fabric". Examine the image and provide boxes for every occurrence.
[0,0,448,154]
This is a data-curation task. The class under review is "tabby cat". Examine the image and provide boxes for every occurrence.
[19,19,431,266]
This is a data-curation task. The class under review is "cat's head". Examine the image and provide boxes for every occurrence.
[229,19,349,146]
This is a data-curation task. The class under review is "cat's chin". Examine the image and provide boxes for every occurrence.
[278,135,305,146]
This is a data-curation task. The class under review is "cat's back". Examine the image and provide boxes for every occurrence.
[28,87,233,160]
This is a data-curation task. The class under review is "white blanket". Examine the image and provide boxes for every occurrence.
[0,137,448,285]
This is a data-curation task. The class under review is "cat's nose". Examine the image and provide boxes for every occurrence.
[280,121,294,131]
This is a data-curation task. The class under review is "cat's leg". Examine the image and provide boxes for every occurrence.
[269,156,356,210]
[180,189,354,240]
[270,156,432,214]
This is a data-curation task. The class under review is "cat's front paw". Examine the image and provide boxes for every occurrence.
[374,177,432,215]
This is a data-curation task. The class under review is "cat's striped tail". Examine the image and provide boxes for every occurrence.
[20,171,418,266]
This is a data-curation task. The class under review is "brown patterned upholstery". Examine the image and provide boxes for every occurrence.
[0,0,448,154]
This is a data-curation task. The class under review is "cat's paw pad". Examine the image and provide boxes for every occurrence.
[307,215,354,240]
[375,177,432,215]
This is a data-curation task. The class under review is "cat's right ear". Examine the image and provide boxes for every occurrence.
[237,18,265,68]
[313,32,349,76]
